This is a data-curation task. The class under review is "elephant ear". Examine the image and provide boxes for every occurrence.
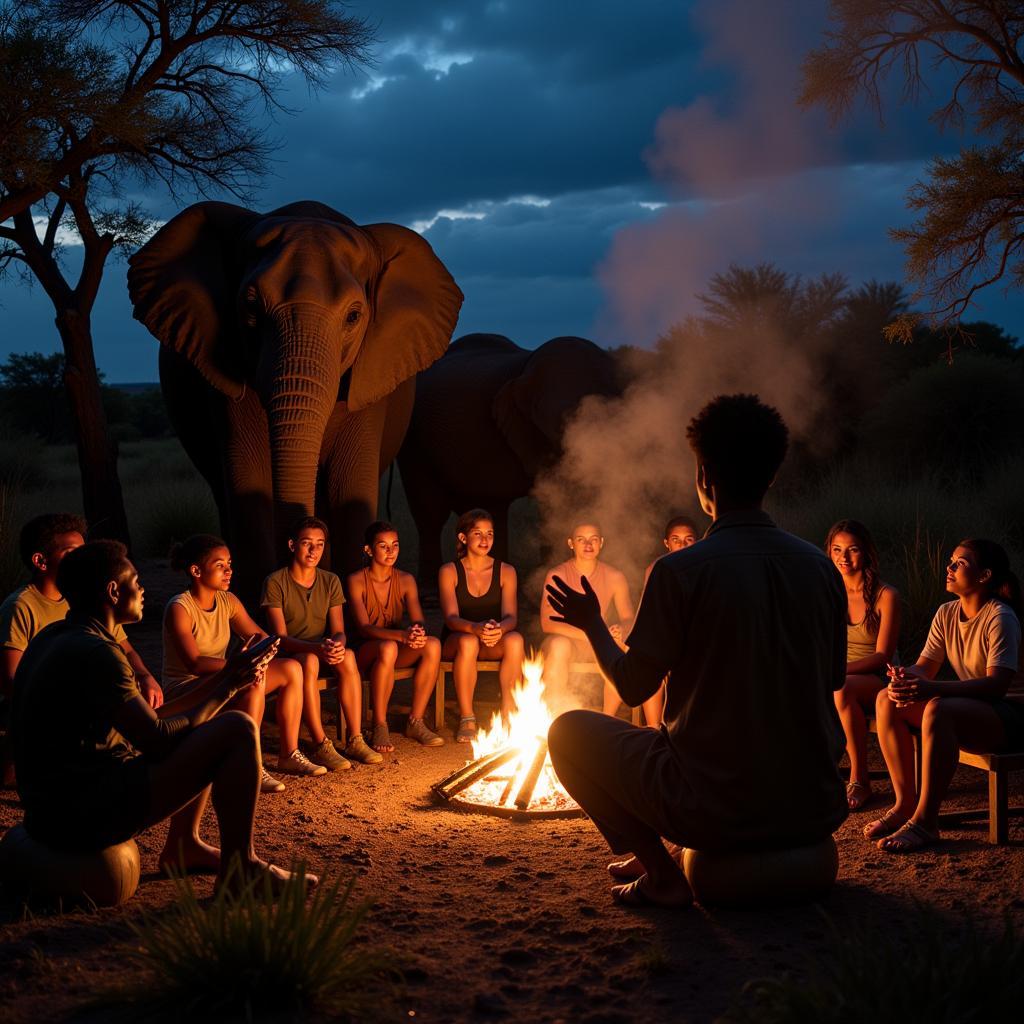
[128,202,260,400]
[493,336,612,476]
[348,223,463,411]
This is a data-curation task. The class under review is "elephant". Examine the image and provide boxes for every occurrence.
[397,333,625,583]
[127,200,463,600]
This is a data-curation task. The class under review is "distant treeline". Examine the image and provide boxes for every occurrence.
[0,352,171,443]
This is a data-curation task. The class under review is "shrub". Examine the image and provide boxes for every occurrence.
[116,860,396,1021]
[126,477,220,559]
[721,906,1024,1023]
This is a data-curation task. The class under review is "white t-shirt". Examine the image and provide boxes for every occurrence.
[920,599,1021,695]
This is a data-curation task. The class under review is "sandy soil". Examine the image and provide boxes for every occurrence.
[2,560,1023,1023]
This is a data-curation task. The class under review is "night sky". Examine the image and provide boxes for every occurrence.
[2,0,1020,383]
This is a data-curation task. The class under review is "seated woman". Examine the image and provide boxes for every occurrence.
[438,509,524,743]
[865,538,1022,852]
[825,519,900,810]
[261,517,380,768]
[162,534,315,799]
[347,521,443,752]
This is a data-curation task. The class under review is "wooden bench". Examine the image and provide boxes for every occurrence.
[866,718,1023,844]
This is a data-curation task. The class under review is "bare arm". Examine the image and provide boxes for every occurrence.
[890,662,1015,703]
[497,563,518,634]
[167,602,227,675]
[347,571,407,643]
[439,563,490,637]
[846,587,901,676]
[121,638,163,709]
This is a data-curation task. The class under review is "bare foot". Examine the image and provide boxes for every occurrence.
[158,837,221,876]
[611,872,693,909]
[608,841,683,880]
[215,859,319,898]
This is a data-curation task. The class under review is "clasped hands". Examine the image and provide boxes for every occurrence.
[886,664,933,706]
[319,636,347,665]
[473,619,503,647]
[405,623,427,649]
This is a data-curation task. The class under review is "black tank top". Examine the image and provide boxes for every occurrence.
[443,559,503,640]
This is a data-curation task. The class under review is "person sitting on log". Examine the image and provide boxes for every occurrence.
[259,517,369,771]
[825,519,900,811]
[439,508,525,743]
[11,540,315,892]
[540,521,645,723]
[545,393,848,908]
[162,534,317,798]
[0,514,162,787]
[865,538,1022,852]
[346,521,443,751]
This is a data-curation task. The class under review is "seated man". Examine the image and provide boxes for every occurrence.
[546,394,848,908]
[11,541,313,891]
[0,514,162,786]
[540,521,646,720]
[261,517,376,768]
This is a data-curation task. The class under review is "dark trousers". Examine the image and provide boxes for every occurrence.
[548,709,710,854]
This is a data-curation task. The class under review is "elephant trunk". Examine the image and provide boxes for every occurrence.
[264,307,341,544]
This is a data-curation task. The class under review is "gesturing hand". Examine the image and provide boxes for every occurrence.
[545,574,603,632]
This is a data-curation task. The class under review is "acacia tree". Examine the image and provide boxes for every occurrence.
[0,1,372,541]
[800,1,1024,341]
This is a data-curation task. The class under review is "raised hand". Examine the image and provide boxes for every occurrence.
[545,574,603,632]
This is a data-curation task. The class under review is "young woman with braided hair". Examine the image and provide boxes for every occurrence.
[866,538,1023,852]
[826,520,901,810]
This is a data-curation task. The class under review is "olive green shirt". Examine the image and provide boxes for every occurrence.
[162,590,243,695]
[260,567,344,642]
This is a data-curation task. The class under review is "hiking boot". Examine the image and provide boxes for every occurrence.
[307,736,351,771]
[345,733,384,765]
[260,765,286,793]
[278,748,328,777]
[406,717,444,747]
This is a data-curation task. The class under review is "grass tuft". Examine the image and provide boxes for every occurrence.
[114,858,397,1021]
[720,906,1024,1023]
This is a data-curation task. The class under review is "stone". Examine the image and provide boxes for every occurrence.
[682,836,838,908]
[0,824,140,908]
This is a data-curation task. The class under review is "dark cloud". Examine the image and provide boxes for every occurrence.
[0,0,1019,384]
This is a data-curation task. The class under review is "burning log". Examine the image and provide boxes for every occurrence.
[432,746,519,801]
[514,739,549,810]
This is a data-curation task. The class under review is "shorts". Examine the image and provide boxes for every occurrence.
[25,757,151,852]
[989,698,1024,752]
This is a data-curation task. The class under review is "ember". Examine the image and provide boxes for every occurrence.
[432,657,583,818]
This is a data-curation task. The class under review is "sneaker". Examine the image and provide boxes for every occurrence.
[345,733,384,765]
[406,717,444,747]
[278,748,328,777]
[260,765,286,793]
[307,737,352,771]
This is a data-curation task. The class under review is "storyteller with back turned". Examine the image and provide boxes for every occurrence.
[546,394,848,907]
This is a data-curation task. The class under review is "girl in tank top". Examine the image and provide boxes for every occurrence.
[825,519,900,810]
[162,534,310,796]
[347,521,444,752]
[438,508,524,742]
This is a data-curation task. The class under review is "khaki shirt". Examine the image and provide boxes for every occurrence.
[0,583,126,651]
[260,567,344,642]
[161,590,243,694]
[627,510,848,847]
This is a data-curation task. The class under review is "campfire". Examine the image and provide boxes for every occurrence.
[432,656,583,818]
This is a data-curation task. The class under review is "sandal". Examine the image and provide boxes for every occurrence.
[846,781,873,811]
[863,807,907,840]
[371,722,394,753]
[878,820,939,853]
[456,716,477,744]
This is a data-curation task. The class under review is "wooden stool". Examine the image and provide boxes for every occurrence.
[0,823,140,908]
[682,836,838,908]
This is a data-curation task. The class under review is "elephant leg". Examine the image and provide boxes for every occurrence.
[221,394,274,605]
[321,402,390,575]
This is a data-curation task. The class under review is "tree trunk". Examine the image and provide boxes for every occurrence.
[55,305,132,546]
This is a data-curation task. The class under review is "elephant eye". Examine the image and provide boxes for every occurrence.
[345,307,362,326]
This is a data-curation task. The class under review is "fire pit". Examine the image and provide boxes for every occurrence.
[432,657,584,819]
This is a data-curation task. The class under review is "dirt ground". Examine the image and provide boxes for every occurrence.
[1,559,1023,1023]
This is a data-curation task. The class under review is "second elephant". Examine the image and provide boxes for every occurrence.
[397,333,624,582]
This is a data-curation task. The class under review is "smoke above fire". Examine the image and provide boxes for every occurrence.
[533,0,841,591]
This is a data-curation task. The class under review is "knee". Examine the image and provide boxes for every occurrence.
[218,709,259,748]
[542,636,569,661]
[547,709,589,758]
[283,659,303,688]
[422,636,441,662]
[874,687,892,717]
[379,640,399,665]
[921,696,945,733]
[504,630,524,655]
[301,652,320,675]
[457,634,480,657]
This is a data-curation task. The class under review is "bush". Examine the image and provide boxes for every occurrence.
[127,477,220,559]
[115,860,396,1021]
[721,906,1024,1023]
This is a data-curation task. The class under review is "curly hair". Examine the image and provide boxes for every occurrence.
[19,513,88,569]
[825,519,883,634]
